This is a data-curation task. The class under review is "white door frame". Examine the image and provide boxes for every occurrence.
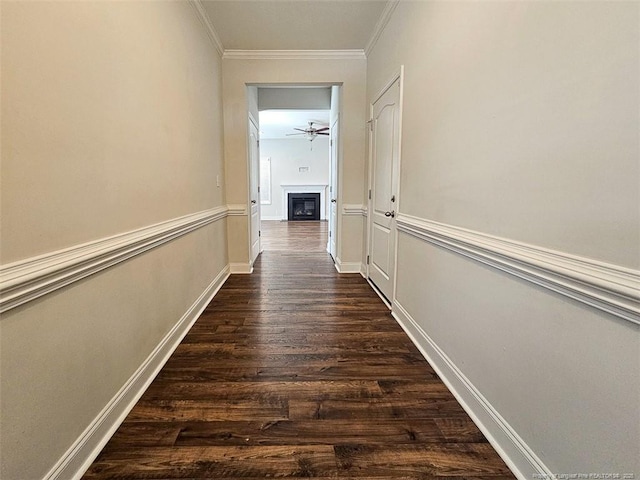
[248,113,261,267]
[366,66,404,306]
[246,83,341,263]
[328,114,339,260]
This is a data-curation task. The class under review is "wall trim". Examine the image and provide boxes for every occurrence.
[227,204,248,216]
[189,0,224,56]
[392,300,551,480]
[230,262,253,274]
[342,204,367,216]
[0,207,228,314]
[364,0,400,57]
[334,258,363,274]
[396,214,640,325]
[44,265,231,480]
[223,49,366,60]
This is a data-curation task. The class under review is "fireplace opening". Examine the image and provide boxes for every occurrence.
[288,193,320,221]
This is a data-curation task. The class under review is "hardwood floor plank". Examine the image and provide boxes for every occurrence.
[83,222,515,479]
[170,419,446,447]
[289,398,469,421]
[127,398,289,422]
[84,446,337,479]
[139,380,384,401]
[334,443,513,477]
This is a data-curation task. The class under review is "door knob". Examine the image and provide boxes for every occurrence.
[251,200,257,204]
[331,199,337,203]
[384,210,395,218]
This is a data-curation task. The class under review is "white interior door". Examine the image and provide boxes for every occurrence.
[368,77,401,302]
[248,117,261,264]
[328,116,339,260]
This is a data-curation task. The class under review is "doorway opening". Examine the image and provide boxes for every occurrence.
[248,84,341,256]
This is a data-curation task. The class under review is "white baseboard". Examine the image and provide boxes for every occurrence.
[230,262,253,274]
[44,265,231,480]
[391,300,552,480]
[360,263,367,278]
[366,277,391,309]
[334,258,363,274]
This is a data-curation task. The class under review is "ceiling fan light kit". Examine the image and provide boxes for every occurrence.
[286,121,330,142]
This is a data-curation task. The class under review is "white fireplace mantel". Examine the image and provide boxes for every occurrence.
[281,184,328,221]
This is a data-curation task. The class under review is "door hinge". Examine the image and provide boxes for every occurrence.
[368,189,372,200]
[366,255,370,265]
[330,139,333,146]
[258,186,260,193]
[329,231,332,238]
[258,230,261,237]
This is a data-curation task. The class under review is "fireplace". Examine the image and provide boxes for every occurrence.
[288,193,320,221]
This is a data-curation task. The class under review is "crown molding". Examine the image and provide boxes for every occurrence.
[189,0,224,56]
[223,50,366,60]
[396,214,640,325]
[365,0,400,57]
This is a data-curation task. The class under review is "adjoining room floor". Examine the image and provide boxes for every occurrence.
[260,220,328,252]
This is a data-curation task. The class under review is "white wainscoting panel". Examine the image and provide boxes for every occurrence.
[44,265,231,480]
[0,207,228,314]
[396,214,640,325]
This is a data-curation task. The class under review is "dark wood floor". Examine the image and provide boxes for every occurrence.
[83,225,515,479]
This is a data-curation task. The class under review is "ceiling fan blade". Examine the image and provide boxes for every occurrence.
[293,128,307,132]
[317,132,330,136]
[315,127,330,132]
[286,132,305,136]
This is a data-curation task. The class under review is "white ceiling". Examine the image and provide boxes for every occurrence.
[259,110,330,140]
[200,1,389,51]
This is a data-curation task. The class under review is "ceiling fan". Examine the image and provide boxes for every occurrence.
[286,121,330,142]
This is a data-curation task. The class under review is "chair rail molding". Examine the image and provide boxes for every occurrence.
[227,204,248,216]
[342,204,367,216]
[396,214,640,325]
[0,206,229,314]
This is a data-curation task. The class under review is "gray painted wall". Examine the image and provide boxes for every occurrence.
[367,1,639,475]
